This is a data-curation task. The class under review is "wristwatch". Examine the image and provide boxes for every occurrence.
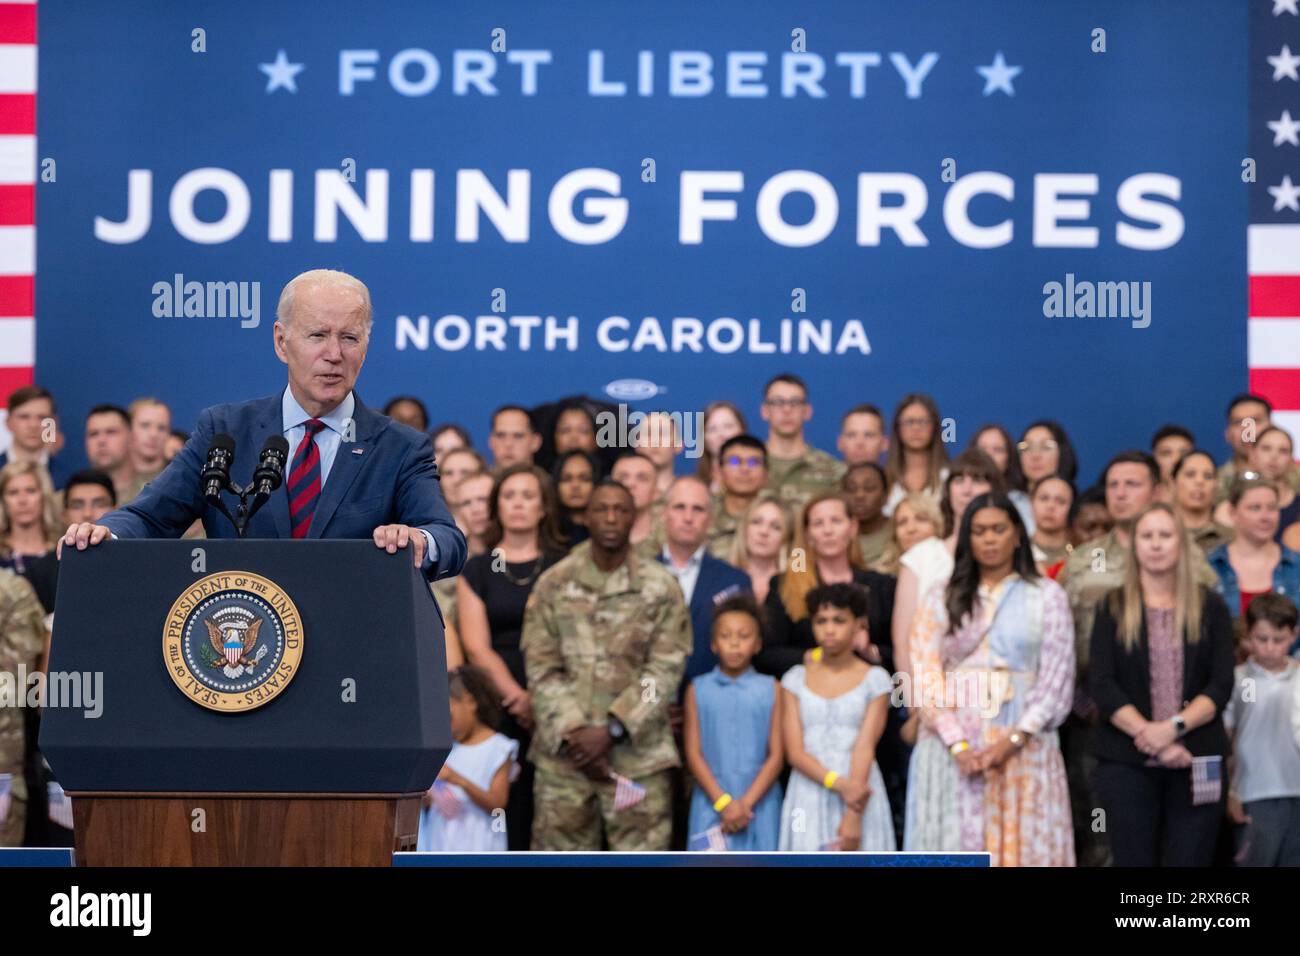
[607,717,628,743]
[1172,715,1187,738]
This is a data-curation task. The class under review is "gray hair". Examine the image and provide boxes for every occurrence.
[275,269,373,333]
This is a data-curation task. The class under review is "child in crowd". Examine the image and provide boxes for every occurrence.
[779,583,895,851]
[683,594,784,850]
[1225,594,1300,866]
[417,666,518,852]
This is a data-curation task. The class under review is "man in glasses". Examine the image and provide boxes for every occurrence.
[707,434,769,559]
[760,374,845,512]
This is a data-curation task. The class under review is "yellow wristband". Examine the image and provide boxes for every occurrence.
[949,741,970,756]
[713,793,733,813]
[822,770,839,790]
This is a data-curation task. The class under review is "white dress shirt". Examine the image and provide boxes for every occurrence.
[661,543,706,606]
[283,387,436,563]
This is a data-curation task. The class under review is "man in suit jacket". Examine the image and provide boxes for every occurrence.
[61,269,466,581]
[656,475,751,690]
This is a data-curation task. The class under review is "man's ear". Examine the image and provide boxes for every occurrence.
[272,322,288,364]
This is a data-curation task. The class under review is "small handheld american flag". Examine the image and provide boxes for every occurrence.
[687,825,728,852]
[430,781,465,819]
[47,782,74,830]
[609,772,646,811]
[1191,755,1223,807]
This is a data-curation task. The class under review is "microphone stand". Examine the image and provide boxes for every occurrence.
[212,481,273,540]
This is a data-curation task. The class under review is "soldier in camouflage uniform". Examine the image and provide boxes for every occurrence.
[522,479,691,851]
[1057,452,1216,866]
[1214,395,1300,504]
[706,434,768,561]
[760,375,846,517]
[0,568,48,847]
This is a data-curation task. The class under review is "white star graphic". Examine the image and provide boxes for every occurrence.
[1269,175,1300,212]
[977,51,1022,96]
[1268,44,1300,81]
[1273,0,1299,16]
[1269,109,1300,146]
[259,50,304,94]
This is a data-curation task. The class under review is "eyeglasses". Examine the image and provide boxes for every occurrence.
[765,397,806,409]
[1018,439,1058,454]
[725,455,765,469]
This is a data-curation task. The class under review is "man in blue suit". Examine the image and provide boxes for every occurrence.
[61,269,466,581]
[656,475,751,690]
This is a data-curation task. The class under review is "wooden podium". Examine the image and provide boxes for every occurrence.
[43,541,451,867]
[71,793,421,867]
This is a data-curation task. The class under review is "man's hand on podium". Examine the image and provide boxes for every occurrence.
[58,522,113,557]
[372,523,427,567]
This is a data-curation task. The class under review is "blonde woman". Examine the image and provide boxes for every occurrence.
[755,490,895,678]
[0,460,60,612]
[1090,503,1234,866]
[730,491,791,606]
[876,492,942,576]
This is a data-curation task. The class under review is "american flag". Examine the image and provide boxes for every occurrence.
[1191,754,1224,806]
[1250,0,1300,439]
[429,780,464,819]
[687,824,729,852]
[0,0,36,441]
[47,781,74,830]
[609,772,646,811]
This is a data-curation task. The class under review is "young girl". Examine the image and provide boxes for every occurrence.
[684,594,784,850]
[779,583,895,851]
[417,666,518,852]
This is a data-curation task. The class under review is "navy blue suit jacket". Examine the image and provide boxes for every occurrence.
[99,393,466,581]
[657,551,751,691]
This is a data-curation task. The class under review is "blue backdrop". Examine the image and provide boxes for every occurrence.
[36,0,1248,481]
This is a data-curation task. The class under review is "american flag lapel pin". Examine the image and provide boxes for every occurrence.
[352,448,364,455]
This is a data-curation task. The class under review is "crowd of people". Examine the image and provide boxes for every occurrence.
[2,379,1300,866]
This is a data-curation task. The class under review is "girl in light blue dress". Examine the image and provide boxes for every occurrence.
[779,583,896,852]
[684,595,784,850]
[418,666,518,852]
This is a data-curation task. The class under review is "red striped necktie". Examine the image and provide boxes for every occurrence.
[287,418,327,539]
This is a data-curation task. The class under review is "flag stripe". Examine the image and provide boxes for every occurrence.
[1249,276,1300,317]
[0,93,33,134]
[1248,318,1300,366]
[0,273,30,313]
[0,45,35,94]
[1248,368,1300,408]
[0,362,31,396]
[0,6,35,45]
[1249,226,1300,274]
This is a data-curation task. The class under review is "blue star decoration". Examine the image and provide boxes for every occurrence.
[259,50,304,94]
[976,52,1022,97]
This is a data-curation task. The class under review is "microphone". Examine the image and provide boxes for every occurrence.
[252,436,290,497]
[202,434,236,503]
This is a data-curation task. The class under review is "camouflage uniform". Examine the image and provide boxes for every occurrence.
[767,446,846,516]
[1191,521,1235,556]
[521,548,691,851]
[857,526,890,569]
[0,569,48,847]
[1056,530,1217,866]
[706,495,745,561]
[1216,459,1300,504]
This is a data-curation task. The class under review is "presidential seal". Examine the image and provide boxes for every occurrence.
[162,571,303,713]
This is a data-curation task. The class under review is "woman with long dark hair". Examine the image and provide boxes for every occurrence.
[552,449,600,548]
[456,464,567,849]
[883,394,949,515]
[1017,420,1079,487]
[1090,503,1235,866]
[970,424,1033,531]
[905,493,1075,865]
